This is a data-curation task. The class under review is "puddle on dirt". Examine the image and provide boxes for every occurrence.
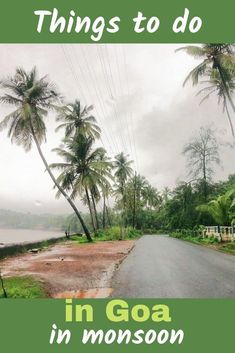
[54,287,113,298]
[40,257,75,262]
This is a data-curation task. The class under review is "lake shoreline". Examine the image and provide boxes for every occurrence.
[0,228,64,246]
[0,235,66,259]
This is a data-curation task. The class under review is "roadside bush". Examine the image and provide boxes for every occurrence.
[201,237,218,244]
[170,226,205,240]
[221,242,235,250]
[0,276,46,299]
[141,228,166,234]
[106,226,122,240]
[94,227,142,241]
[170,227,221,246]
[126,227,142,239]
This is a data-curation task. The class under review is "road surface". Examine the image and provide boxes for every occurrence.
[111,235,235,297]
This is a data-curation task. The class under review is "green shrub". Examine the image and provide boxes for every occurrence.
[92,227,142,241]
[170,226,205,240]
[141,228,161,234]
[126,227,142,238]
[0,276,46,299]
[222,242,235,250]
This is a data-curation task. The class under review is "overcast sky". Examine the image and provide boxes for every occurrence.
[0,44,234,214]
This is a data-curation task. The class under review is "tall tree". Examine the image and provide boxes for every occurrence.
[114,153,133,195]
[132,174,147,228]
[164,183,197,229]
[162,187,171,204]
[196,190,235,225]
[50,135,112,233]
[98,150,112,229]
[142,182,161,210]
[55,99,101,139]
[90,185,101,231]
[113,152,133,227]
[197,69,235,137]
[0,67,92,241]
[177,44,235,136]
[183,127,220,200]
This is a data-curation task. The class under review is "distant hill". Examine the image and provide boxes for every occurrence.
[0,209,69,231]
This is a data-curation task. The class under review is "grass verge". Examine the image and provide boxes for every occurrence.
[170,232,235,256]
[0,276,47,299]
[70,227,142,244]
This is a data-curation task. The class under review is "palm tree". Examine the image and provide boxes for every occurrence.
[96,150,113,229]
[113,152,133,228]
[55,99,101,139]
[177,44,235,136]
[131,174,147,228]
[113,152,133,195]
[142,183,160,210]
[196,69,235,137]
[196,190,235,225]
[162,187,171,204]
[50,134,112,233]
[0,67,92,242]
[90,185,101,231]
[102,184,112,229]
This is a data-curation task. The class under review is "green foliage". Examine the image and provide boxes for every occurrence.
[171,228,202,239]
[221,242,235,250]
[0,66,92,241]
[177,44,235,136]
[196,189,235,225]
[170,228,219,245]
[55,99,101,139]
[94,227,142,241]
[0,67,59,151]
[0,276,46,299]
[1,64,235,241]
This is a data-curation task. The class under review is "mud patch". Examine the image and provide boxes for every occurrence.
[54,288,113,298]
[0,240,135,298]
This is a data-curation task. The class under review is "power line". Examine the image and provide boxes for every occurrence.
[78,45,120,155]
[122,44,140,173]
[61,44,139,172]
[97,45,127,152]
[60,45,111,154]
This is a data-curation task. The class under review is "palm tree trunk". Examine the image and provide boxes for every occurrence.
[122,193,128,229]
[103,196,106,229]
[132,172,137,229]
[106,204,112,227]
[203,160,207,201]
[30,125,92,242]
[217,63,235,137]
[85,187,96,233]
[225,103,235,138]
[0,272,7,298]
[91,193,100,230]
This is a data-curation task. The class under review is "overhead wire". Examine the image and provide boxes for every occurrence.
[61,44,139,172]
[61,44,111,153]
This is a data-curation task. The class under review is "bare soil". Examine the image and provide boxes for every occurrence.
[0,240,135,298]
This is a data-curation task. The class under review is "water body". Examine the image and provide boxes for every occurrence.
[0,228,63,246]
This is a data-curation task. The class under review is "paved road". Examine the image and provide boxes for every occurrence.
[111,235,235,298]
